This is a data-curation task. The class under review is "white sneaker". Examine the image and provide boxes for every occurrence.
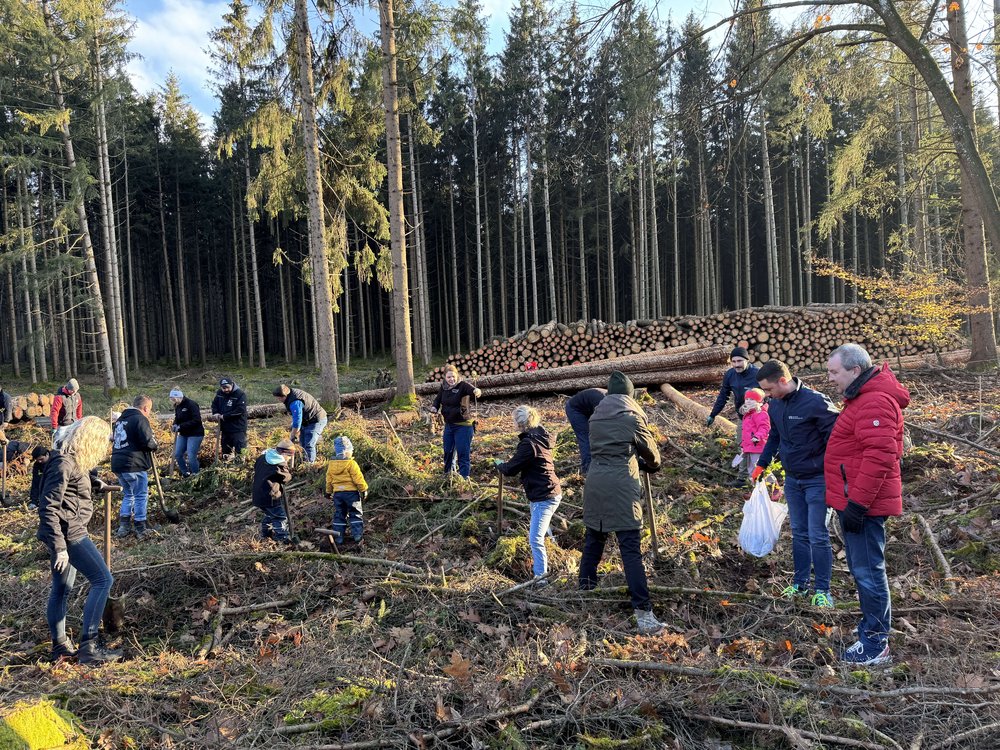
[635,609,665,635]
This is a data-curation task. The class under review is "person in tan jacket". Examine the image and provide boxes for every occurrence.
[325,436,369,544]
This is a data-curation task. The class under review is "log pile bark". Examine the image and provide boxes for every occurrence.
[428,304,959,381]
[5,393,54,423]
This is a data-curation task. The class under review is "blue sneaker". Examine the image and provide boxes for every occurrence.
[780,583,809,600]
[840,640,891,665]
[811,591,835,608]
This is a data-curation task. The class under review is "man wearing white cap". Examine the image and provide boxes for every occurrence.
[169,389,205,476]
[51,378,83,447]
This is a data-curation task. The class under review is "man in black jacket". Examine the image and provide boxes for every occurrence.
[273,384,328,462]
[211,377,248,458]
[707,347,760,485]
[0,384,12,444]
[111,394,158,539]
[169,388,205,476]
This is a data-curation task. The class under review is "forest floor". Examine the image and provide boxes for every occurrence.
[1,364,1000,749]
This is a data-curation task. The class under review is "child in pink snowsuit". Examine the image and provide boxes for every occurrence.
[740,388,770,478]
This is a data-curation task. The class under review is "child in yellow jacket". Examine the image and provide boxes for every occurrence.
[325,436,369,544]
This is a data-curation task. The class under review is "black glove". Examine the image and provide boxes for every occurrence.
[705,415,715,427]
[842,501,867,534]
[637,459,659,474]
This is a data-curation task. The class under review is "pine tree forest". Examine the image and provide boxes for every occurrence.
[2,0,1000,399]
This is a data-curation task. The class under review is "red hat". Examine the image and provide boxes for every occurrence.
[745,388,765,403]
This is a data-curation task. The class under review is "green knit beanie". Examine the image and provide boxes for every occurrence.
[607,371,634,397]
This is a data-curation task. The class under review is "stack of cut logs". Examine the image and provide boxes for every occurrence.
[428,304,954,381]
[5,393,53,423]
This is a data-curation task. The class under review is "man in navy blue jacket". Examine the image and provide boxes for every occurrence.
[751,359,840,608]
[707,347,760,485]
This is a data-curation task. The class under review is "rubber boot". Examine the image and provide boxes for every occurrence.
[134,520,148,540]
[115,518,132,538]
[77,636,122,665]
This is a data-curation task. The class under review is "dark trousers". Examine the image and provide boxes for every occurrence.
[47,536,113,642]
[332,490,364,542]
[442,423,474,479]
[839,513,891,649]
[221,431,247,457]
[260,504,289,541]
[578,527,651,611]
[565,406,592,474]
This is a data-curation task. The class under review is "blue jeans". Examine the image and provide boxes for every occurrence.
[261,504,289,541]
[442,423,474,479]
[301,417,328,462]
[839,513,891,649]
[47,537,113,642]
[175,434,204,476]
[332,490,364,542]
[578,527,651,611]
[528,496,561,576]
[565,407,592,474]
[117,471,150,522]
[784,474,832,592]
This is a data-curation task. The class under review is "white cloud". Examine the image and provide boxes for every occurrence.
[125,0,231,131]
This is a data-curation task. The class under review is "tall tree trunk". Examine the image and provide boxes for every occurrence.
[470,98,484,347]
[17,168,47,381]
[577,181,587,320]
[946,0,998,367]
[907,74,928,266]
[448,176,461,354]
[606,140,616,322]
[156,146,182,368]
[244,157,267,368]
[541,142,557,323]
[229,187,243,365]
[44,0,116,391]
[295,0,340,403]
[525,138,540,325]
[121,129,139,370]
[379,0,416,400]
[761,109,779,305]
[174,185,191,365]
[498,184,507,336]
[405,114,429,364]
[483,164,494,339]
[648,131,661,318]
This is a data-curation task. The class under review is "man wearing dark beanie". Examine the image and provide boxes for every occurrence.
[579,371,665,635]
[707,346,760,485]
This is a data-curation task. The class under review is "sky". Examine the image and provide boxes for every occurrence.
[122,0,998,133]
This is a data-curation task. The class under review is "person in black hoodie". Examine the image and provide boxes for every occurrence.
[211,377,248,458]
[37,416,120,664]
[0,383,12,443]
[494,405,562,584]
[111,395,158,539]
[29,446,53,511]
[169,388,205,476]
[564,388,606,475]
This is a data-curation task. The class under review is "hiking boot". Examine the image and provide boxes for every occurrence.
[77,637,122,665]
[780,583,809,600]
[48,638,77,662]
[811,591,835,608]
[114,519,132,538]
[840,640,891,666]
[635,609,666,636]
[134,521,158,540]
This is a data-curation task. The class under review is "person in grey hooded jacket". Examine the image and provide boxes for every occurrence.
[579,372,665,635]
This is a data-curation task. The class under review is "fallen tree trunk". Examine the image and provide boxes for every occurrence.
[479,366,725,401]
[660,383,737,433]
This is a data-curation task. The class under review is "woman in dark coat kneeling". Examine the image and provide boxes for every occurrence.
[579,372,664,635]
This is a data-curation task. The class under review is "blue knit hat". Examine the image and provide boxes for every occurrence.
[334,436,353,458]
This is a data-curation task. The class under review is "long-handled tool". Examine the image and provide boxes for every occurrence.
[214,423,222,462]
[496,469,505,536]
[102,486,125,634]
[149,453,180,523]
[281,490,299,545]
[167,431,178,478]
[0,441,7,506]
[642,471,662,562]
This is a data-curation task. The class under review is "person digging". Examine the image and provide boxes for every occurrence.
[252,439,296,543]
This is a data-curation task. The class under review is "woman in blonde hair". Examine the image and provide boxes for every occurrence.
[37,416,121,664]
[494,405,562,585]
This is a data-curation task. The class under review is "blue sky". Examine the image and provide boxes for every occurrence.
[121,0,997,132]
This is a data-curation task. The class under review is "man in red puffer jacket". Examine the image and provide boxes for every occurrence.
[825,343,910,666]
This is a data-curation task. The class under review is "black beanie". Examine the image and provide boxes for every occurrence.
[608,371,634,397]
[730,346,750,360]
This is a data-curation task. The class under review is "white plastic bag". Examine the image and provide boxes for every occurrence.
[731,453,744,469]
[738,480,788,557]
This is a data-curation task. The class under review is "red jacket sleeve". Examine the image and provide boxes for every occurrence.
[850,394,902,509]
[76,395,83,420]
[51,394,63,429]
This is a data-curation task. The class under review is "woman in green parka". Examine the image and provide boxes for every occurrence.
[579,372,665,635]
